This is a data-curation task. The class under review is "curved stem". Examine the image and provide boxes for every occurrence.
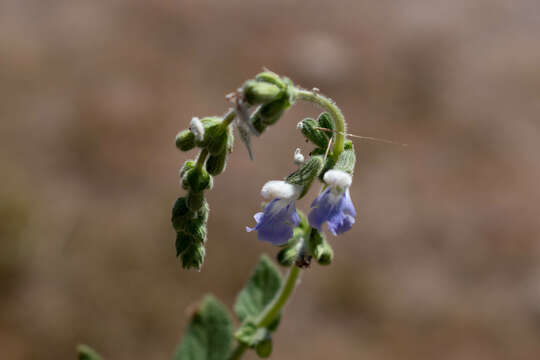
[256,265,301,327]
[294,89,347,161]
[195,148,209,169]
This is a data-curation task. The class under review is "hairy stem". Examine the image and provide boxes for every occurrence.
[294,88,347,160]
[195,148,209,169]
[256,265,301,327]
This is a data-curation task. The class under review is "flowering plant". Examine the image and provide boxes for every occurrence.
[78,71,357,360]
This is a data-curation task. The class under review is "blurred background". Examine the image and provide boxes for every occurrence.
[1,1,540,359]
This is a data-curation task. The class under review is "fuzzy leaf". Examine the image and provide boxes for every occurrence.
[77,345,102,360]
[174,296,234,360]
[234,255,283,323]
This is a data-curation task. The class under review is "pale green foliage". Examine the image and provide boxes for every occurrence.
[174,296,234,360]
[234,255,283,323]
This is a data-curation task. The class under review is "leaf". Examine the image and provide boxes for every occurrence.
[234,255,283,323]
[77,344,103,360]
[174,296,234,360]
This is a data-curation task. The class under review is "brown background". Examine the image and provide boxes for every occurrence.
[1,1,540,359]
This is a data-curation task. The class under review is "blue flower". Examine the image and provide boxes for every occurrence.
[246,181,301,245]
[246,199,300,245]
[308,170,356,235]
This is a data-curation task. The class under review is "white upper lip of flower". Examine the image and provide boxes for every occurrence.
[189,117,205,141]
[261,181,301,200]
[323,169,352,189]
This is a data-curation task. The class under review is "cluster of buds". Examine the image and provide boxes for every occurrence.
[172,114,234,269]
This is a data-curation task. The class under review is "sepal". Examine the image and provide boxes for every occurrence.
[285,155,324,199]
[298,117,328,149]
[308,229,333,265]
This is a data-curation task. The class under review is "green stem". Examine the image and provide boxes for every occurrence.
[256,265,301,327]
[195,148,209,169]
[294,88,347,161]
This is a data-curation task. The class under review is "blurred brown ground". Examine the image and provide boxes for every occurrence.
[1,1,540,359]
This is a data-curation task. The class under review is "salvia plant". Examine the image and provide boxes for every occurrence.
[78,71,358,360]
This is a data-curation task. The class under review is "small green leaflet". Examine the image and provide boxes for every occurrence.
[77,345,103,360]
[174,296,234,360]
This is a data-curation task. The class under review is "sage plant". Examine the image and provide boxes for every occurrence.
[78,71,357,360]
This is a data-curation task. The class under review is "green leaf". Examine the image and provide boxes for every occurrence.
[77,344,103,360]
[174,296,234,360]
[234,255,283,323]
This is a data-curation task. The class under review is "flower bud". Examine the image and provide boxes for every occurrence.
[317,112,335,140]
[195,117,221,147]
[175,129,196,151]
[309,229,333,265]
[171,197,191,232]
[276,228,303,267]
[285,155,324,199]
[243,80,283,106]
[298,118,329,149]
[251,116,267,135]
[181,242,206,270]
[206,151,227,176]
[255,71,286,89]
[257,97,290,126]
[334,145,356,175]
[182,167,212,192]
[179,160,195,178]
[255,337,273,358]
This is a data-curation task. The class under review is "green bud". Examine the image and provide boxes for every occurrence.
[188,191,205,212]
[195,117,221,147]
[181,242,205,270]
[277,243,298,267]
[171,197,191,232]
[334,145,356,175]
[179,160,195,178]
[259,97,290,126]
[206,124,228,155]
[243,80,283,105]
[309,229,334,265]
[175,129,196,151]
[182,167,212,192]
[318,156,336,181]
[286,155,324,199]
[251,115,267,135]
[206,151,227,176]
[299,118,329,149]
[255,337,272,358]
[255,71,286,89]
[344,139,353,150]
[175,231,192,256]
[317,112,335,140]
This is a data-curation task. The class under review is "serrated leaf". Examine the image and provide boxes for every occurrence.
[234,255,283,323]
[174,296,234,360]
[77,345,102,360]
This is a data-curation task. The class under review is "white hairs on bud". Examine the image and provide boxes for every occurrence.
[261,181,300,200]
[296,121,303,130]
[293,148,305,165]
[189,117,205,141]
[323,169,352,189]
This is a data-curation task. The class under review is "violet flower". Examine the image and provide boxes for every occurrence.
[246,181,301,245]
[308,169,356,235]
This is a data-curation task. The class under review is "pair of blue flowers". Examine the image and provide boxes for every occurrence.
[246,169,356,245]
